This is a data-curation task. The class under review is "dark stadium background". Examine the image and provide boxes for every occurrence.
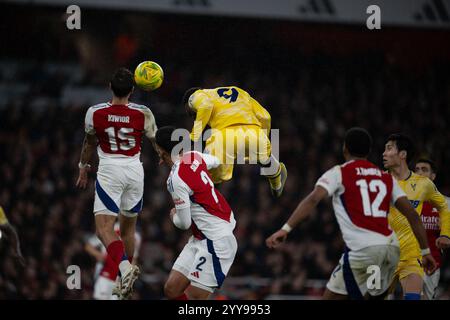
[0,1,449,299]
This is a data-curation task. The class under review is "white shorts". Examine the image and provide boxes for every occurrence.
[94,162,144,217]
[423,268,440,300]
[93,275,118,300]
[327,245,400,299]
[172,235,237,293]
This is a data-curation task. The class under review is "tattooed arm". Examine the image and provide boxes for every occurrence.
[76,133,97,189]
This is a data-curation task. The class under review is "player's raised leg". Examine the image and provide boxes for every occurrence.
[95,214,133,277]
[95,213,136,299]
[400,273,423,300]
[119,214,137,263]
[95,214,119,246]
[115,214,140,298]
[255,128,287,197]
[186,285,212,300]
[165,270,199,300]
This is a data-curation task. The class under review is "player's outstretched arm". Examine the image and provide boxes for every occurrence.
[266,186,328,248]
[0,223,25,266]
[395,196,437,275]
[189,93,213,142]
[76,133,97,189]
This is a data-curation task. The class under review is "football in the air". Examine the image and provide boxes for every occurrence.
[134,61,164,91]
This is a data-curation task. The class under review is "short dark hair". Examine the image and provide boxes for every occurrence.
[110,68,134,98]
[155,126,179,154]
[344,127,372,158]
[182,87,202,105]
[415,158,437,174]
[386,133,415,164]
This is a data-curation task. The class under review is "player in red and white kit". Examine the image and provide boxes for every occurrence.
[85,223,142,300]
[76,68,157,299]
[154,126,237,300]
[414,158,450,299]
[266,127,436,299]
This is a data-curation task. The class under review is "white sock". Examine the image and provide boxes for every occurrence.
[119,260,132,275]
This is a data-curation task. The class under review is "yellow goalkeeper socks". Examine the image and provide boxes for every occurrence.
[268,164,282,190]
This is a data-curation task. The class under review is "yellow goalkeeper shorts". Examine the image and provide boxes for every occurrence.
[395,257,424,280]
[204,125,272,184]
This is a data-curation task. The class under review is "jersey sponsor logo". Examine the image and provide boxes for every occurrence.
[410,200,420,208]
[421,215,440,231]
[108,114,130,123]
[411,183,417,191]
[190,271,200,278]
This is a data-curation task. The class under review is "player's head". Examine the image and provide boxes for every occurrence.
[182,87,202,117]
[155,126,180,166]
[414,158,437,181]
[110,68,134,98]
[383,133,415,170]
[342,127,372,160]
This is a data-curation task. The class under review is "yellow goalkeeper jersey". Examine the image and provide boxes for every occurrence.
[189,86,271,141]
[388,171,450,260]
[0,206,9,225]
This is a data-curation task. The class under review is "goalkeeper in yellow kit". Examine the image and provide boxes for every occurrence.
[383,133,450,299]
[182,86,287,197]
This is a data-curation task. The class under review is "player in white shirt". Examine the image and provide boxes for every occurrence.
[266,127,436,299]
[154,126,237,300]
[76,68,157,299]
[85,223,142,300]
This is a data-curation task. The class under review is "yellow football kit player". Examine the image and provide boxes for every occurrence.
[389,172,450,280]
[185,86,287,196]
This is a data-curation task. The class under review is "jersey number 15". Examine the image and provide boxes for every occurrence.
[105,127,136,151]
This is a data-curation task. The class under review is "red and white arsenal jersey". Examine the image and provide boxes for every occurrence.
[85,102,157,165]
[421,202,442,268]
[167,151,236,240]
[316,159,405,251]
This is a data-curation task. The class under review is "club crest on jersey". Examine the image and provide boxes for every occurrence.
[409,200,420,208]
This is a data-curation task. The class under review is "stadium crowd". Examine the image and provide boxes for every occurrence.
[0,7,449,300]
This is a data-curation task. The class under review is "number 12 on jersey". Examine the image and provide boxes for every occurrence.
[356,179,387,217]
